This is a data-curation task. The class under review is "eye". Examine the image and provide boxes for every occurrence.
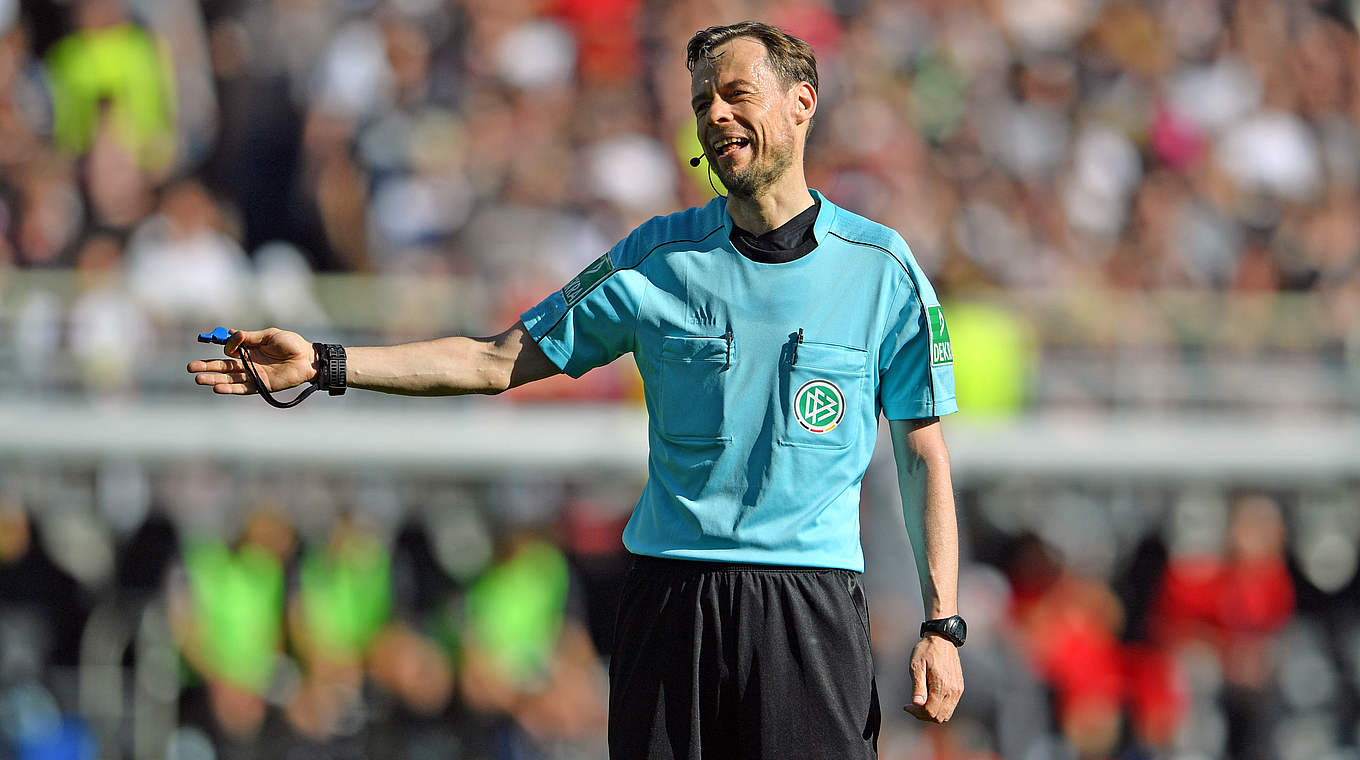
[693,100,710,115]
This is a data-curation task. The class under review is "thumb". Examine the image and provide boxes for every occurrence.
[224,328,271,358]
[911,655,928,706]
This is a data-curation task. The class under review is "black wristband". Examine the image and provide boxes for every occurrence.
[312,343,347,396]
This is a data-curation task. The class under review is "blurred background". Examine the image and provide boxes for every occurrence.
[0,0,1358,758]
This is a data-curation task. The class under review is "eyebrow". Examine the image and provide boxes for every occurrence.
[690,78,758,108]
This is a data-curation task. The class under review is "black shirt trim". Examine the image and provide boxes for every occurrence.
[730,199,821,264]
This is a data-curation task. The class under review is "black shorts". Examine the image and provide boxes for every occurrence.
[608,555,881,760]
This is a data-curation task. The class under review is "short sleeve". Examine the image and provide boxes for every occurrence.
[520,247,643,379]
[878,276,958,420]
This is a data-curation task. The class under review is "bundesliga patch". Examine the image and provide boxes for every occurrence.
[927,305,953,367]
[794,379,845,434]
[562,253,614,307]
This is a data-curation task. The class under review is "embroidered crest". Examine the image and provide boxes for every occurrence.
[794,379,845,434]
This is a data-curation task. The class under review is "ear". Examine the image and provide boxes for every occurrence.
[792,81,816,127]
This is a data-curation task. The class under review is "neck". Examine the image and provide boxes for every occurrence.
[726,171,815,235]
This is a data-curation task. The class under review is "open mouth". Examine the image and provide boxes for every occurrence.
[712,135,750,159]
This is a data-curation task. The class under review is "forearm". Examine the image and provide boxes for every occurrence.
[892,421,959,619]
[347,335,517,396]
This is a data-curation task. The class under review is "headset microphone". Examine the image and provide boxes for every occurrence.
[690,154,725,198]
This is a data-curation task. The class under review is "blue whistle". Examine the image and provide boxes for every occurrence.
[197,327,233,345]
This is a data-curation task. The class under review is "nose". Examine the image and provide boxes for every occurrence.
[705,96,734,126]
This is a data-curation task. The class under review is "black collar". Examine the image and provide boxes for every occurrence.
[729,198,821,264]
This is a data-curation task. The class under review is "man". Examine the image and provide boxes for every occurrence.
[190,21,964,758]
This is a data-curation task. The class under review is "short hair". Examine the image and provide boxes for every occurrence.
[686,22,818,94]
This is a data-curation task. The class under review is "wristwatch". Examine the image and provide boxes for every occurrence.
[920,615,967,647]
[313,342,348,396]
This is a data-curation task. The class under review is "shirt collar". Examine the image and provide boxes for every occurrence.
[720,189,836,243]
[809,189,835,244]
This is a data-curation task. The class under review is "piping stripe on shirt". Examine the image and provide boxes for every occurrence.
[532,224,724,342]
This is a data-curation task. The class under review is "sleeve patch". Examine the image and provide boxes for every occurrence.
[562,253,615,307]
[928,305,953,367]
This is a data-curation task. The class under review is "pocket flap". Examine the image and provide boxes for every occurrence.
[795,341,868,375]
[661,335,729,362]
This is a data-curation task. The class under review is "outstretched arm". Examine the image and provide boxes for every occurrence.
[889,416,963,724]
[188,321,561,397]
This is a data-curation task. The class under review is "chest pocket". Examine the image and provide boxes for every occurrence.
[778,339,868,451]
[657,334,734,443]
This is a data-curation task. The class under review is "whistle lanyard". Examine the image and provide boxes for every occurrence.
[237,346,320,409]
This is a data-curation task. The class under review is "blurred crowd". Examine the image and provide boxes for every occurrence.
[0,0,1356,410]
[2,460,1358,760]
[1,464,625,760]
[1,0,1359,327]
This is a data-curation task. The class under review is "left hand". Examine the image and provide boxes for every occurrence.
[904,634,963,723]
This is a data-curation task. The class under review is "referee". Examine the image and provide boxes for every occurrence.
[191,21,963,759]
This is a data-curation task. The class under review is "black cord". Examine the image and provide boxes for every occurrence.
[690,154,725,198]
[238,346,319,409]
[707,163,725,199]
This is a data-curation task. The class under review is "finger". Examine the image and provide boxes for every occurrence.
[940,678,963,722]
[195,372,251,387]
[923,680,949,721]
[924,671,946,717]
[938,696,958,723]
[188,359,244,373]
[903,699,950,724]
[212,381,257,395]
[903,703,950,725]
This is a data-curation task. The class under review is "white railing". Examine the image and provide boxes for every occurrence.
[3,270,1357,478]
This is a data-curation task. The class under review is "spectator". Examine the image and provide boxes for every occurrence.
[0,11,51,171]
[67,232,150,395]
[168,508,289,740]
[45,0,175,172]
[1152,492,1295,760]
[459,530,607,758]
[285,514,393,741]
[124,178,250,325]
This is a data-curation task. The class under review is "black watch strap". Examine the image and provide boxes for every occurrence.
[920,615,967,647]
[313,342,347,396]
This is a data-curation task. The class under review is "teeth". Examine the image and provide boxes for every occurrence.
[715,137,747,150]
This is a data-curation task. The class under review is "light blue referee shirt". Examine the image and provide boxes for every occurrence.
[521,190,957,571]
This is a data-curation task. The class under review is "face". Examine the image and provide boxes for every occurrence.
[690,37,810,198]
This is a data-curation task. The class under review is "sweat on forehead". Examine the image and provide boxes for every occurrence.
[690,40,776,82]
[685,22,819,93]
[691,38,790,90]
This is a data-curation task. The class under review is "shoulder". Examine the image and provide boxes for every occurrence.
[611,197,726,269]
[823,203,913,277]
[819,194,942,308]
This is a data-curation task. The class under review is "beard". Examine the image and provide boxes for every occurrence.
[713,139,796,199]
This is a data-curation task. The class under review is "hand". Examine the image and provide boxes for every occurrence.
[904,634,963,724]
[188,328,316,395]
